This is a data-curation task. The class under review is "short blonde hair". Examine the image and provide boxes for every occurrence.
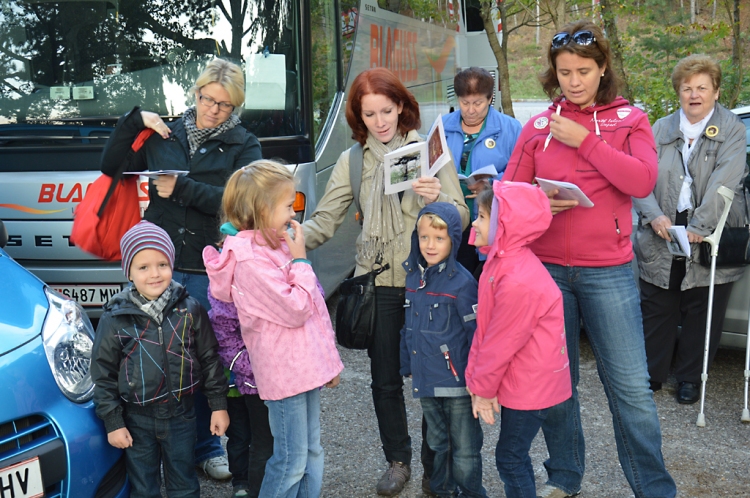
[671,54,721,94]
[192,58,245,111]
[222,160,296,249]
[417,213,449,231]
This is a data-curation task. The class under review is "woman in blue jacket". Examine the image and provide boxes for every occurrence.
[443,67,521,274]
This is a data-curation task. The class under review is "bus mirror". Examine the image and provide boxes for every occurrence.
[245,53,287,110]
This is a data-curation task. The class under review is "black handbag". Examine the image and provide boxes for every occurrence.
[698,183,750,268]
[335,260,390,350]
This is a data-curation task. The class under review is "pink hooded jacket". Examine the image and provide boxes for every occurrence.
[465,182,571,411]
[203,232,343,401]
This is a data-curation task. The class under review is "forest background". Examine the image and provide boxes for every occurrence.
[393,0,750,123]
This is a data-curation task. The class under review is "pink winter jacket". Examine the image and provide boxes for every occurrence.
[203,232,343,401]
[504,96,658,267]
[465,182,571,411]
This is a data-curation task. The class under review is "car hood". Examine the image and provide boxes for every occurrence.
[0,248,48,354]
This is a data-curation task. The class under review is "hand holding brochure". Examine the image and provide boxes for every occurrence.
[534,177,594,208]
[458,165,498,186]
[123,170,189,177]
[384,114,451,195]
[665,226,691,258]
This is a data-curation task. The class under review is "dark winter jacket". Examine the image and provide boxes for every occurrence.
[100,108,262,272]
[91,283,229,433]
[399,202,478,398]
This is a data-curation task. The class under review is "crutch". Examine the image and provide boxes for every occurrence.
[742,308,750,423]
[697,185,735,427]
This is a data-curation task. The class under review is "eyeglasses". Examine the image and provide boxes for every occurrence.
[551,30,597,49]
[198,93,235,113]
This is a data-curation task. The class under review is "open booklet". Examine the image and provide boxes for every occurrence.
[534,177,594,208]
[665,226,691,258]
[458,165,498,186]
[383,114,451,195]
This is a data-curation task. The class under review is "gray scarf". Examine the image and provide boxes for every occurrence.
[129,280,178,324]
[183,106,240,157]
[361,131,409,259]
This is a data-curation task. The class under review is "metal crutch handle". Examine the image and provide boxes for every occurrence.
[697,185,735,427]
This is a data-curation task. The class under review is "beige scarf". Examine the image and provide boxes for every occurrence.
[361,131,409,259]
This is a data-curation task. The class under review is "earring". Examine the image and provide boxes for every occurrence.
[601,73,605,78]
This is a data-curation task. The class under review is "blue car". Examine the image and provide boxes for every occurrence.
[0,220,128,498]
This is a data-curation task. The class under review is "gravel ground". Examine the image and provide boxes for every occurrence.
[198,294,750,497]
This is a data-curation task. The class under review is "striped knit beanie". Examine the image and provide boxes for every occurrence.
[120,221,175,279]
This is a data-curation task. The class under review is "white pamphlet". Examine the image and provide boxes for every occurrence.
[665,226,691,258]
[535,177,594,208]
[123,170,189,177]
[458,165,498,186]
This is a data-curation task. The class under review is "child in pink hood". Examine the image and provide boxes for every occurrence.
[203,160,343,498]
[465,181,571,498]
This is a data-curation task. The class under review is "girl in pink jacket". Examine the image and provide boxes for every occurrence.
[203,160,343,498]
[465,181,571,498]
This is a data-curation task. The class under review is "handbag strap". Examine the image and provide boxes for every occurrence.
[97,126,155,218]
[349,142,364,227]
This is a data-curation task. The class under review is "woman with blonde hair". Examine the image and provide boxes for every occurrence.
[100,57,262,481]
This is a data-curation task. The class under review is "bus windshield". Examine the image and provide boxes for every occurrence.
[0,0,302,138]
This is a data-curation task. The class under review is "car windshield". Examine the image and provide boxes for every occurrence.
[0,0,301,138]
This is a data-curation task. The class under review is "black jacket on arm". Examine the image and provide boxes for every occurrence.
[100,108,263,272]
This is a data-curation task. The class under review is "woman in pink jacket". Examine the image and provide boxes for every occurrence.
[465,181,571,498]
[503,20,676,498]
[203,159,344,498]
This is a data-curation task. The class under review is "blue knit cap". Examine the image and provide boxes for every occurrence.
[120,221,175,279]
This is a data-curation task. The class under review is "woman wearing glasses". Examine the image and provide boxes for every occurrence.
[633,55,748,405]
[100,58,262,481]
[504,21,676,498]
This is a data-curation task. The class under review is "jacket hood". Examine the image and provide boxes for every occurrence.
[480,182,552,260]
[550,95,630,114]
[405,202,463,273]
[202,232,260,303]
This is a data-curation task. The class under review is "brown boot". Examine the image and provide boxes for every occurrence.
[376,461,411,496]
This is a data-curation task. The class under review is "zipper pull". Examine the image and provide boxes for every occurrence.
[614,216,621,234]
[158,326,163,345]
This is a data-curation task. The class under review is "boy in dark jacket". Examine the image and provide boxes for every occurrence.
[400,203,486,498]
[91,221,229,498]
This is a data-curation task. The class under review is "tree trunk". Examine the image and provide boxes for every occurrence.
[480,1,515,117]
[726,0,742,108]
[599,0,632,102]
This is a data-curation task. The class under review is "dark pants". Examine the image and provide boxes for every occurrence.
[495,406,549,498]
[457,227,480,275]
[640,273,734,385]
[369,287,412,464]
[124,406,199,498]
[226,394,274,496]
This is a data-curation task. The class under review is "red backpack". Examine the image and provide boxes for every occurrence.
[70,128,155,261]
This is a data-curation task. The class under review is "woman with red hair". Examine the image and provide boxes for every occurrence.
[303,67,468,495]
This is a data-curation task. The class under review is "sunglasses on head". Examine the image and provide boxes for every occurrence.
[551,30,596,49]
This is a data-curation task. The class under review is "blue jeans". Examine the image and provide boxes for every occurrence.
[495,406,548,498]
[172,270,224,464]
[124,406,199,498]
[421,396,486,498]
[261,389,324,498]
[541,264,676,498]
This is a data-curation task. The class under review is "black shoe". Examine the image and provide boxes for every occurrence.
[421,475,437,496]
[376,461,411,496]
[649,381,662,392]
[677,381,700,404]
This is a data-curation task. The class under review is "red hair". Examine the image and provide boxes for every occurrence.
[345,68,421,145]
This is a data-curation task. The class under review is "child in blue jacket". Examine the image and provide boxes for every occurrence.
[400,202,486,498]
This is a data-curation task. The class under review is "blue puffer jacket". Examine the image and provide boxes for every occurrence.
[443,107,521,179]
[399,202,478,398]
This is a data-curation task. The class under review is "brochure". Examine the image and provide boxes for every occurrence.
[383,115,451,195]
[123,170,189,177]
[665,226,691,258]
[458,165,498,186]
[534,177,594,208]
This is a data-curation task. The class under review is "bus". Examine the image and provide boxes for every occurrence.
[0,0,497,315]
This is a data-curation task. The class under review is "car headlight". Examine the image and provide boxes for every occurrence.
[41,289,95,403]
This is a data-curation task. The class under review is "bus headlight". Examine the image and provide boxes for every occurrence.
[41,289,95,403]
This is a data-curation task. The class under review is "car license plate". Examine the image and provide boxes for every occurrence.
[52,285,121,307]
[0,457,44,498]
